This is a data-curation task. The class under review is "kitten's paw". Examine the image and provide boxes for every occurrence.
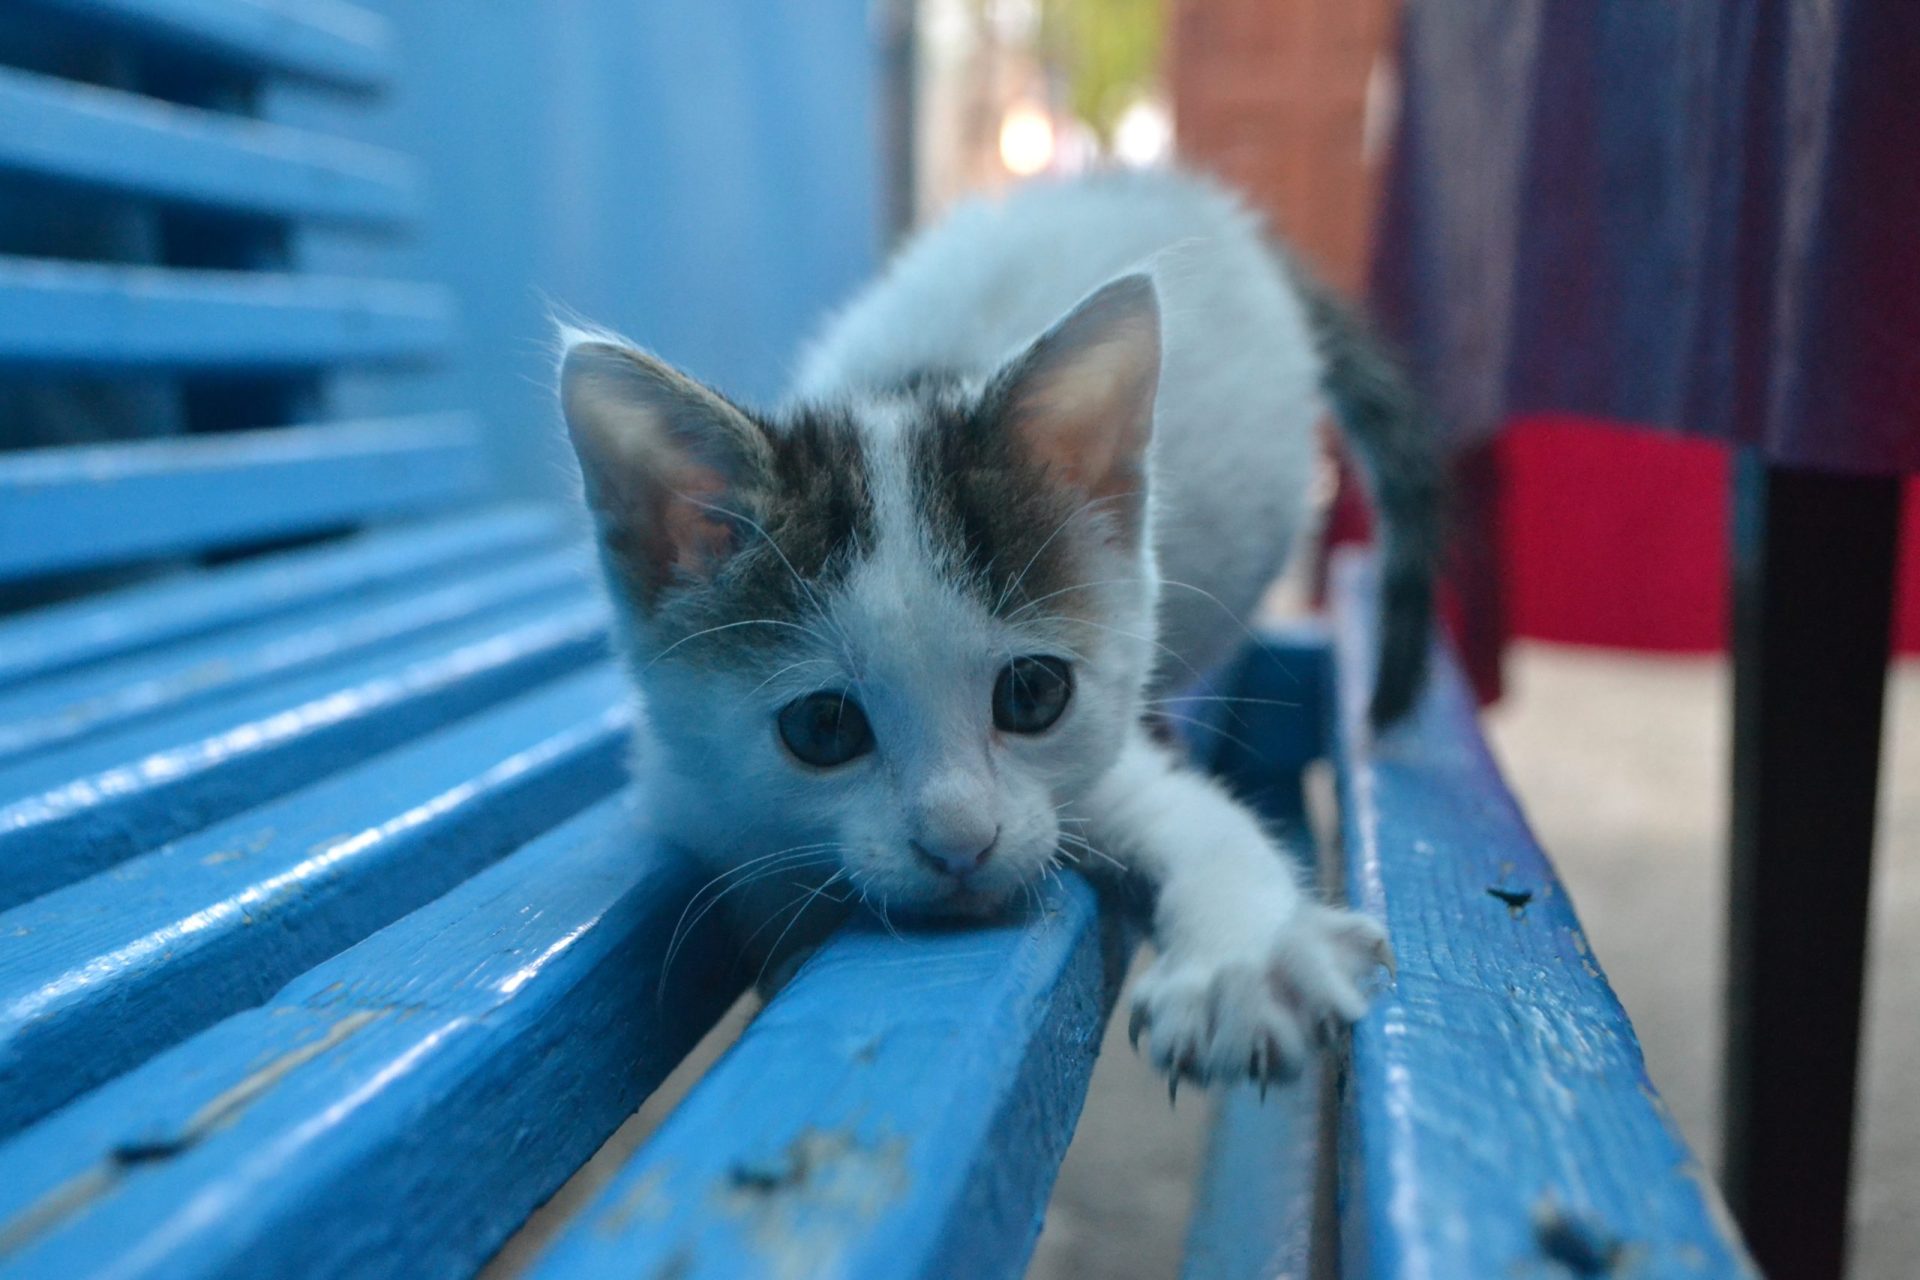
[1127,904,1390,1093]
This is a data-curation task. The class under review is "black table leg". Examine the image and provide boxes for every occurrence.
[1723,456,1903,1280]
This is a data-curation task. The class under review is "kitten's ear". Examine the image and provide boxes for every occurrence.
[994,273,1160,538]
[558,333,769,603]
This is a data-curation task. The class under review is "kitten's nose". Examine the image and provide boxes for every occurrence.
[910,828,999,878]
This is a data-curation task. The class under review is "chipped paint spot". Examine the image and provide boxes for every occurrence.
[166,1009,382,1147]
[0,1167,116,1259]
[204,828,279,865]
[1532,1198,1625,1275]
[651,1249,693,1280]
[0,1009,383,1259]
[719,1128,909,1280]
[1487,885,1533,916]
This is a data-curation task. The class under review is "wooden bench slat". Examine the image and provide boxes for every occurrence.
[0,796,735,1279]
[0,507,570,691]
[0,665,629,1139]
[1327,554,1757,1278]
[0,257,452,370]
[1178,629,1330,1280]
[0,418,491,580]
[16,0,392,91]
[0,66,416,226]
[522,877,1130,1280]
[0,544,591,763]
[0,593,608,911]
[1181,1083,1322,1280]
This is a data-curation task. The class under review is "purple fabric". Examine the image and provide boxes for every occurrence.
[1373,1,1920,475]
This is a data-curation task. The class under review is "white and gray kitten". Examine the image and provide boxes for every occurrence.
[557,171,1437,1089]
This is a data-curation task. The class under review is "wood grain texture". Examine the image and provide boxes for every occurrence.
[0,508,569,688]
[521,877,1133,1280]
[0,257,451,370]
[0,545,590,762]
[16,0,393,90]
[0,796,737,1280]
[1329,551,1757,1278]
[0,665,630,1137]
[0,65,416,225]
[0,594,608,910]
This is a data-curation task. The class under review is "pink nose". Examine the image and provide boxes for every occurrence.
[911,830,998,877]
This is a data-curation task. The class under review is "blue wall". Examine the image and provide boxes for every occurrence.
[275,1,883,498]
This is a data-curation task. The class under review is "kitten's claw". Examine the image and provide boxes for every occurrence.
[1129,903,1388,1094]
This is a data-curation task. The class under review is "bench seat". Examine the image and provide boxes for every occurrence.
[0,442,1755,1275]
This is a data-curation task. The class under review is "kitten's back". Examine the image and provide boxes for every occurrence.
[795,171,1325,688]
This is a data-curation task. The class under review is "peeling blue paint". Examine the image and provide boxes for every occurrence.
[1329,553,1758,1279]
[523,878,1132,1280]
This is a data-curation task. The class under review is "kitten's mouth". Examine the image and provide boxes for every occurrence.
[892,881,1016,923]
[939,884,1009,917]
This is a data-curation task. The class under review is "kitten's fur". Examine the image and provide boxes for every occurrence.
[558,171,1435,1088]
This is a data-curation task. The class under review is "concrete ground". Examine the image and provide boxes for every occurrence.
[1033,643,1918,1279]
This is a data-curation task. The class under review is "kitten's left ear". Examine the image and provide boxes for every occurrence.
[557,330,771,605]
[993,273,1161,538]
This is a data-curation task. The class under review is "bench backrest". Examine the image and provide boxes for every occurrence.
[0,0,489,585]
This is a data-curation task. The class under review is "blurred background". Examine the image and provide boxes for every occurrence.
[2,2,1914,1277]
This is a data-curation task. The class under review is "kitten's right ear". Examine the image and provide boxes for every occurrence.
[991,274,1160,543]
[558,333,769,603]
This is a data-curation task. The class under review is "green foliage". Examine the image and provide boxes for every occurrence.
[1037,0,1164,142]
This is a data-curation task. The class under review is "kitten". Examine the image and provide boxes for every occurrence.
[557,171,1437,1089]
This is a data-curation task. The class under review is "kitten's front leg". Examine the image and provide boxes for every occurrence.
[1079,728,1391,1090]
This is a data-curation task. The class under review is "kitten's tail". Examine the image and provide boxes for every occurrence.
[1286,259,1444,728]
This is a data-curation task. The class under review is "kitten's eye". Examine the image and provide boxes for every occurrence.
[777,691,875,767]
[993,656,1073,734]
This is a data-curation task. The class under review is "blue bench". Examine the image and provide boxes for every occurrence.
[0,4,1755,1277]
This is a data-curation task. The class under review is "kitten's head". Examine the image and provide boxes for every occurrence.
[559,275,1161,917]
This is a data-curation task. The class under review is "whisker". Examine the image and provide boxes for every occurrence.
[749,657,834,696]
[660,854,840,995]
[647,618,828,668]
[1153,710,1270,762]
[1056,831,1126,872]
[659,843,841,997]
[1066,617,1217,692]
[750,869,851,990]
[993,491,1137,616]
[873,893,904,942]
[1008,570,1301,728]
[1146,694,1301,709]
[1004,576,1142,621]
[682,494,861,660]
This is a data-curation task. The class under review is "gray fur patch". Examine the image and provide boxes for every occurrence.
[904,387,1094,622]
[647,405,875,666]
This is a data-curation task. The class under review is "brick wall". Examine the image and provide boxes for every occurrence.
[1169,0,1397,294]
